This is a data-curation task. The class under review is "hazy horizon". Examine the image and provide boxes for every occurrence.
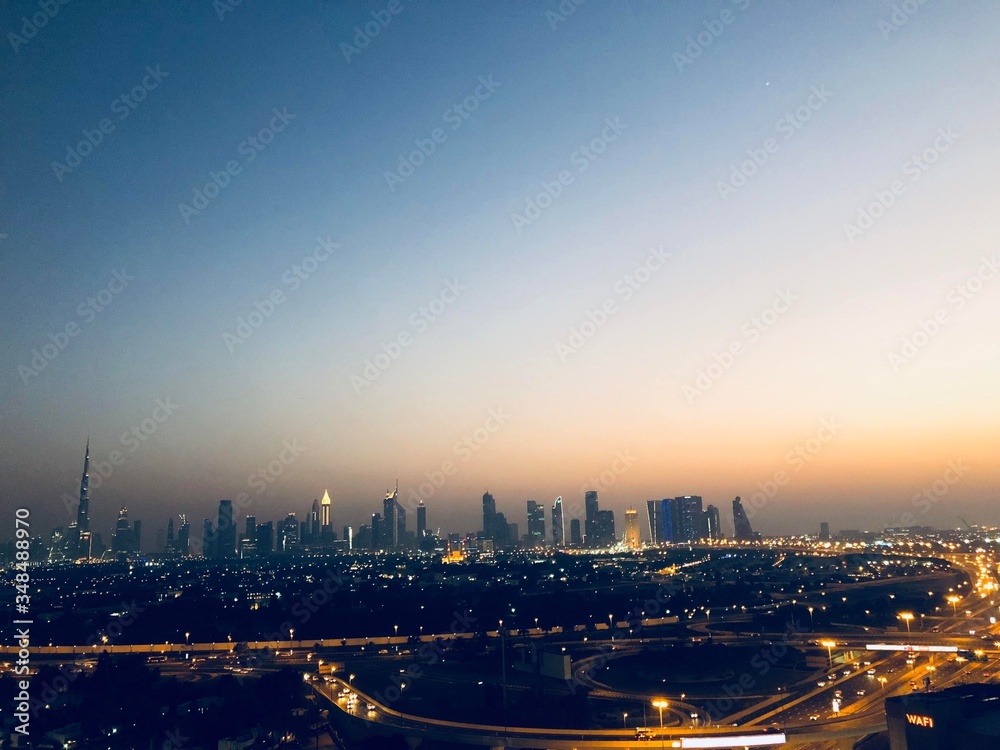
[3,1,999,541]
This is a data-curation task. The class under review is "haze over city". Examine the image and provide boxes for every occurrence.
[3,0,999,538]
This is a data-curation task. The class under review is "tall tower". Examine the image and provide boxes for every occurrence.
[584,490,599,544]
[482,492,497,540]
[310,498,321,539]
[177,514,190,556]
[552,496,564,546]
[320,490,332,530]
[624,508,640,549]
[417,500,427,539]
[526,501,545,546]
[69,437,90,558]
[217,500,235,557]
[705,505,721,540]
[732,496,755,542]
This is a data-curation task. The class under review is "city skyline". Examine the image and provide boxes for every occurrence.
[3,2,999,541]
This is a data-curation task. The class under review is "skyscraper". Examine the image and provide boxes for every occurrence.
[321,490,332,530]
[166,517,175,551]
[552,496,564,547]
[202,518,215,558]
[733,496,755,542]
[417,501,427,539]
[594,509,615,546]
[256,521,273,555]
[569,518,582,546]
[310,498,320,540]
[382,482,404,548]
[279,513,298,552]
[177,515,190,556]
[674,496,704,542]
[526,501,545,546]
[704,505,721,540]
[482,492,497,540]
[624,508,640,549]
[76,438,91,534]
[584,490,599,543]
[245,515,257,541]
[646,499,665,544]
[113,506,131,553]
[819,522,830,540]
[216,499,236,558]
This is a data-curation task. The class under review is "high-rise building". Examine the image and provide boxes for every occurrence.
[216,500,236,558]
[279,513,298,552]
[674,496,704,542]
[383,483,404,548]
[733,496,755,542]
[552,496,564,547]
[255,521,273,555]
[584,490,599,544]
[113,506,131,553]
[417,501,427,539]
[646,499,666,544]
[202,519,215,558]
[594,509,615,546]
[482,492,497,540]
[70,439,92,558]
[166,517,175,550]
[371,513,382,550]
[177,515,190,556]
[819,522,830,541]
[310,499,320,541]
[569,518,582,546]
[526,501,545,546]
[246,515,257,541]
[704,505,721,540]
[624,508,640,549]
[321,490,332,530]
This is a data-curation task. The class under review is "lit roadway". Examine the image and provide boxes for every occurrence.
[10,552,998,748]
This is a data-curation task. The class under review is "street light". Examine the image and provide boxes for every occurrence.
[948,595,961,616]
[609,614,614,642]
[899,612,914,635]
[652,699,668,729]
[808,607,814,627]
[821,640,836,668]
[878,676,888,691]
[622,712,628,729]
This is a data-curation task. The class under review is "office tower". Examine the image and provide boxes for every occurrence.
[482,492,497,540]
[202,519,215,558]
[552,496,565,546]
[343,525,353,550]
[321,490,332,530]
[113,506,131,553]
[133,519,141,553]
[704,505,721,540]
[216,500,236,558]
[646,499,664,544]
[254,521,271,555]
[624,508,640,549]
[371,513,383,550]
[820,522,830,541]
[177,515,190,556]
[594,509,615,546]
[417,501,427,538]
[526,501,545,546]
[71,439,91,558]
[382,483,404,548]
[569,518,582,546]
[674,496,704,542]
[584,490,599,543]
[508,522,519,545]
[493,510,510,547]
[155,527,165,554]
[246,515,257,541]
[733,496,755,541]
[310,498,321,540]
[286,517,300,550]
[356,523,371,550]
[166,517,175,550]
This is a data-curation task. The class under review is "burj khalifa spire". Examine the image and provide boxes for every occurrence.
[76,438,90,533]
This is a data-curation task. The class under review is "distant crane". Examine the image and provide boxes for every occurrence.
[959,516,973,531]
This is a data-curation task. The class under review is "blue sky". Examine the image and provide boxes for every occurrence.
[2,0,999,540]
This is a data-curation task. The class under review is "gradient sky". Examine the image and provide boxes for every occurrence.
[2,0,999,541]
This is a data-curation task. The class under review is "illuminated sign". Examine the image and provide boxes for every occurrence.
[866,644,958,653]
[906,713,934,728]
[680,735,786,748]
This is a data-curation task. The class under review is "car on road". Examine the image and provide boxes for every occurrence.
[867,668,876,676]
[366,703,375,712]
[809,714,820,721]
[856,690,866,696]
[817,681,827,687]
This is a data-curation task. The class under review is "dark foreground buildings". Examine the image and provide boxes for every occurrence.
[886,683,1000,749]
